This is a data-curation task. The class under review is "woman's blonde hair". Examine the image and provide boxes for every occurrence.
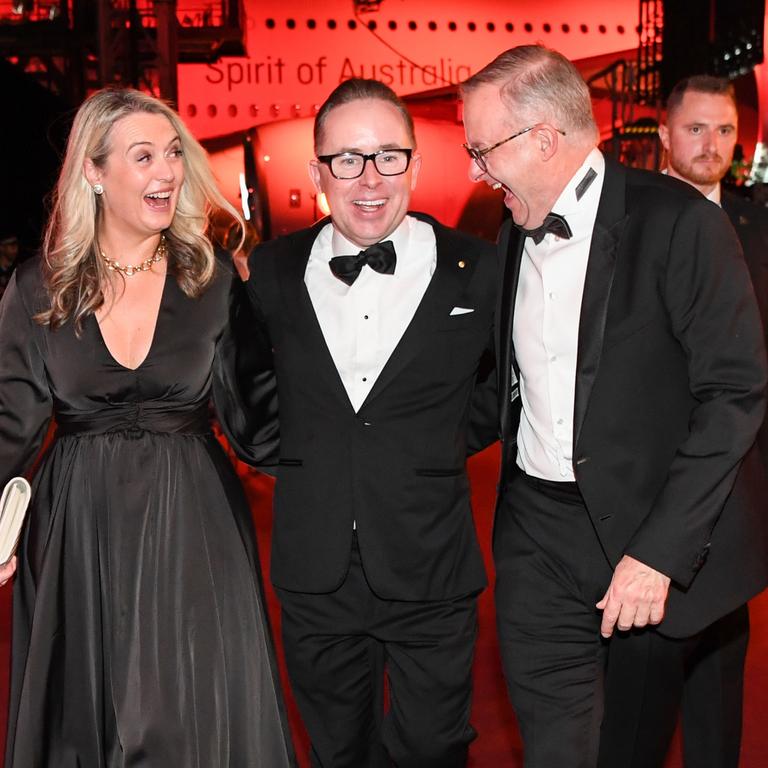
[38,87,242,332]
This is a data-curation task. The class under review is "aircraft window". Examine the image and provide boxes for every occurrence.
[250,105,259,117]
[207,105,217,117]
[348,19,357,29]
[228,105,238,117]
[307,18,316,29]
[187,105,197,117]
[524,22,533,32]
[468,21,476,31]
[505,22,514,32]
[617,24,625,34]
[562,23,570,33]
[428,21,437,31]
[408,20,417,30]
[368,20,377,30]
[327,19,337,29]
[266,18,275,29]
[598,24,607,33]
[580,23,588,33]
[449,21,457,31]
[543,23,551,33]
[487,22,495,32]
[287,18,296,29]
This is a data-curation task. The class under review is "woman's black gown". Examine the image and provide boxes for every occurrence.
[0,257,293,767]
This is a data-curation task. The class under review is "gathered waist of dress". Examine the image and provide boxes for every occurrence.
[56,402,212,437]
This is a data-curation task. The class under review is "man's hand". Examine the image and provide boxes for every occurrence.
[0,555,17,587]
[596,555,671,638]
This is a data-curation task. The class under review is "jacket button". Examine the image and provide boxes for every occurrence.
[693,543,711,571]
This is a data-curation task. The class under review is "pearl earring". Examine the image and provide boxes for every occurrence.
[93,183,104,195]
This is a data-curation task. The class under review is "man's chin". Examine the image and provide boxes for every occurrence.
[686,163,728,187]
[504,195,528,225]
[692,173,726,187]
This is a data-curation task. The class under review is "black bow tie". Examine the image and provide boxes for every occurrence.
[329,240,397,285]
[518,212,572,245]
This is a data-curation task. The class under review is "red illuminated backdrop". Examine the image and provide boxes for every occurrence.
[176,0,640,139]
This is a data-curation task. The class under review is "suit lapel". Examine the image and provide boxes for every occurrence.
[573,159,627,446]
[275,222,356,411]
[497,219,525,438]
[360,221,476,409]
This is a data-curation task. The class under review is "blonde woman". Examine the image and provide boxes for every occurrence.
[0,89,293,766]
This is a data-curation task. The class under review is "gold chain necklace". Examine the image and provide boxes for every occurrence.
[101,234,167,277]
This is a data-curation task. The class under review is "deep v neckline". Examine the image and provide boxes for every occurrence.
[94,273,170,372]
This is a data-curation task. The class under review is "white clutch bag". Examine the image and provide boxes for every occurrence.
[0,477,31,565]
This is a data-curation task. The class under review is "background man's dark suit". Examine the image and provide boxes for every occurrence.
[722,189,768,470]
[245,213,495,765]
[672,188,768,768]
[489,159,768,763]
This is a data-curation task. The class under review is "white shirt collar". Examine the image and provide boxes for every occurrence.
[706,183,722,206]
[661,169,721,207]
[551,147,604,217]
[527,147,604,248]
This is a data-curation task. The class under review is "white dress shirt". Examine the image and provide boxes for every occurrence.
[514,148,605,481]
[304,215,437,412]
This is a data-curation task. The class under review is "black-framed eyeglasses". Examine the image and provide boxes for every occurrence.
[463,125,567,172]
[316,148,414,180]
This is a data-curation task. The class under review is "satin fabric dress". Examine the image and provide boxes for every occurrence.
[0,257,292,767]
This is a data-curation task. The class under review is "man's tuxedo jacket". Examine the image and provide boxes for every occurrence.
[489,159,768,638]
[243,215,496,602]
[722,188,768,471]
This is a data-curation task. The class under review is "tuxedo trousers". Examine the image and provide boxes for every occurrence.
[277,534,478,768]
[598,604,749,768]
[496,472,751,768]
[680,604,749,768]
[494,472,612,768]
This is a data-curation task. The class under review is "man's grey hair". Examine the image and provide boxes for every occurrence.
[461,45,597,136]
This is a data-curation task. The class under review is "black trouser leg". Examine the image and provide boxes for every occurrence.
[278,537,477,768]
[681,605,749,768]
[494,474,613,768]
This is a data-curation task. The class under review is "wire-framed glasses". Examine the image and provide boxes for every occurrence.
[463,125,566,172]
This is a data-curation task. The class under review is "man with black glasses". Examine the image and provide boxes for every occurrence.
[239,78,496,767]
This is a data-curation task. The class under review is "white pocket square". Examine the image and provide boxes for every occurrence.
[449,307,474,316]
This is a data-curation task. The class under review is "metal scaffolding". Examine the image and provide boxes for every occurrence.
[0,0,246,105]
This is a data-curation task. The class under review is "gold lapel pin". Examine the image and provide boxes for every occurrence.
[458,260,466,268]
